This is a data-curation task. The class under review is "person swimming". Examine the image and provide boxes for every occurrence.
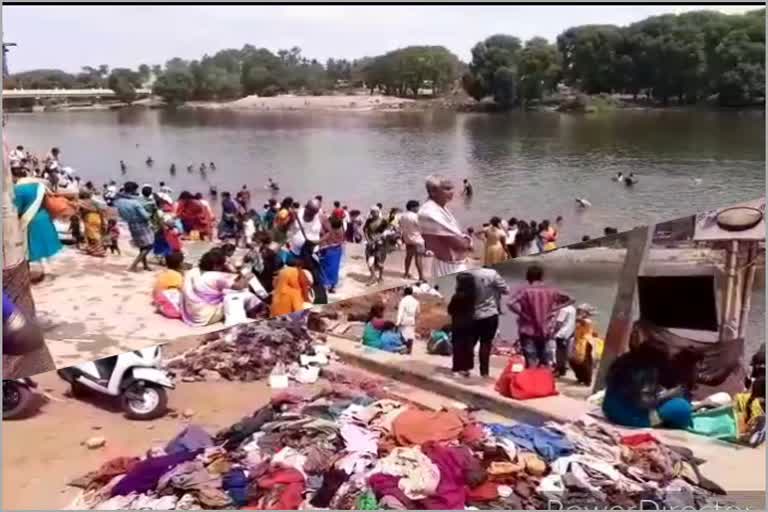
[146,156,154,167]
[199,163,207,173]
[624,173,637,187]
[209,162,216,171]
[120,160,127,174]
[575,198,592,208]
[187,164,194,173]
[267,178,280,191]
[613,172,624,183]
[169,163,176,175]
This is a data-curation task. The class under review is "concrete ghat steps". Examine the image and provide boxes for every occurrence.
[325,334,587,425]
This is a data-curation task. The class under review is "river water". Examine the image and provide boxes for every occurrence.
[7,107,765,243]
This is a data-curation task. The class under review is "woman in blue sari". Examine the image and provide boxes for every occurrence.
[14,180,63,266]
[318,217,345,294]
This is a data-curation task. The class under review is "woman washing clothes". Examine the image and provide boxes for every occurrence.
[602,341,696,430]
[362,303,409,353]
[180,248,260,327]
[270,264,313,317]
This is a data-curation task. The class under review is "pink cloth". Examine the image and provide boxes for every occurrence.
[508,283,572,338]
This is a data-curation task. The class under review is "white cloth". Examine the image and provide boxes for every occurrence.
[432,259,468,279]
[159,185,174,196]
[9,149,24,167]
[399,211,424,247]
[288,208,323,254]
[397,295,420,340]
[553,304,576,339]
[507,226,518,244]
[417,199,464,237]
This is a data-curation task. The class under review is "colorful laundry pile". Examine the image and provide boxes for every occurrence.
[167,314,325,382]
[67,382,730,510]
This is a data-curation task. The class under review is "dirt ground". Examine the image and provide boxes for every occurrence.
[1,370,275,510]
[187,94,415,112]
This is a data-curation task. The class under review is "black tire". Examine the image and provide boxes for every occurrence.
[121,382,168,421]
[70,381,90,398]
[3,381,33,420]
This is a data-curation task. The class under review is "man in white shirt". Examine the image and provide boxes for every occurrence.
[288,199,323,257]
[9,145,25,169]
[551,303,576,377]
[396,287,420,352]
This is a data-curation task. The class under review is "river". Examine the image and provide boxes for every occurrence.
[7,107,765,243]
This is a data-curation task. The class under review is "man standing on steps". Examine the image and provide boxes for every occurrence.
[467,266,509,378]
[418,174,473,279]
[508,264,573,369]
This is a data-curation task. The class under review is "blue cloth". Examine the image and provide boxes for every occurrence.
[379,330,405,353]
[3,293,15,325]
[14,183,63,262]
[165,425,213,455]
[222,469,249,507]
[603,388,652,428]
[152,229,171,257]
[487,423,573,462]
[657,397,693,429]
[319,244,343,289]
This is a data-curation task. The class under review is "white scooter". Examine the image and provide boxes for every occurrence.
[57,346,175,420]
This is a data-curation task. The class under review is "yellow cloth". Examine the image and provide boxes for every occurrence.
[572,318,604,363]
[83,212,103,242]
[734,392,765,440]
[271,266,310,317]
[483,226,508,266]
[153,269,184,296]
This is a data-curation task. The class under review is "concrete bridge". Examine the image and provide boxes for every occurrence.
[2,87,151,99]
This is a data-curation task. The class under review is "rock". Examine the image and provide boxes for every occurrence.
[181,375,198,383]
[200,369,222,381]
[91,425,103,431]
[84,437,106,449]
[182,408,195,418]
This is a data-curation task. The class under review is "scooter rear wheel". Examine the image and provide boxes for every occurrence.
[121,382,168,421]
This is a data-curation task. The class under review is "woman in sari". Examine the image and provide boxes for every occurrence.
[539,220,558,252]
[14,181,63,270]
[318,216,345,294]
[270,264,312,317]
[176,191,212,240]
[78,191,106,257]
[218,191,240,242]
[478,216,509,266]
[181,249,255,327]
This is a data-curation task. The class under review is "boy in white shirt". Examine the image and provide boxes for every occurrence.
[551,303,576,377]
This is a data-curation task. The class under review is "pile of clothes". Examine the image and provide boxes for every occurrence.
[67,382,730,510]
[167,314,326,382]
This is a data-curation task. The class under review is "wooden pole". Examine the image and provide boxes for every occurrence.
[738,242,758,340]
[720,240,739,341]
[593,224,654,393]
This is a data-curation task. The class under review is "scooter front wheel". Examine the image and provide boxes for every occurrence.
[3,381,33,420]
[121,382,168,421]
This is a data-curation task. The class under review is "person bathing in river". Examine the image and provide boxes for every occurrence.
[463,178,474,197]
[506,217,519,258]
[478,216,508,266]
[539,219,558,252]
[267,178,280,192]
[120,160,127,174]
[236,185,251,210]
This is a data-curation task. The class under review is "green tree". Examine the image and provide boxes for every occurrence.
[107,68,142,103]
[153,69,195,105]
[462,34,522,107]
[557,25,623,94]
[517,37,562,103]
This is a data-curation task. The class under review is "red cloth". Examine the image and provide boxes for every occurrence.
[466,481,499,502]
[177,199,212,234]
[508,368,558,400]
[251,468,305,510]
[332,208,346,220]
[461,423,485,445]
[621,433,658,446]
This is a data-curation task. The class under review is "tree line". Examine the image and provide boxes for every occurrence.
[5,9,764,108]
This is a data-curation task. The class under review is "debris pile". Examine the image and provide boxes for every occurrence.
[167,314,328,383]
[67,382,730,510]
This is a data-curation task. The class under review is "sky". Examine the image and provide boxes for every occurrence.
[1,4,761,73]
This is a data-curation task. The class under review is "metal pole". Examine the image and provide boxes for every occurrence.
[720,240,739,341]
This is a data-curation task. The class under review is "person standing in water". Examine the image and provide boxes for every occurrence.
[120,160,127,174]
[462,178,474,197]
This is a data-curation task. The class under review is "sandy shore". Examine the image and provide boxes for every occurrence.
[185,94,416,112]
